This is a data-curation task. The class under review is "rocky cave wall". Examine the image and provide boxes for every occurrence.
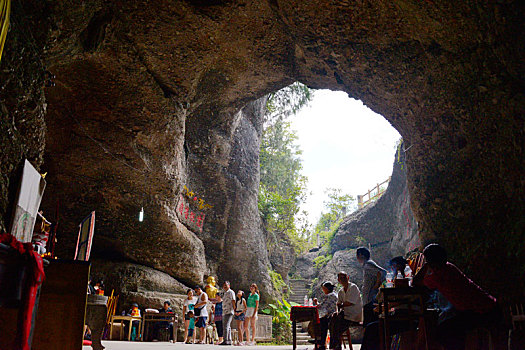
[1,0,523,303]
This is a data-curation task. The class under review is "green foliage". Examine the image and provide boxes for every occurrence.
[396,138,404,169]
[268,269,288,297]
[313,254,333,269]
[355,234,367,246]
[261,298,299,344]
[259,82,314,259]
[265,82,312,124]
[314,188,355,250]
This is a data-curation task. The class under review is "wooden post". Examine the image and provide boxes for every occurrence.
[293,320,297,350]
[358,195,363,208]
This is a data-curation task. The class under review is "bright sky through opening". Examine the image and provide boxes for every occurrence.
[290,89,401,225]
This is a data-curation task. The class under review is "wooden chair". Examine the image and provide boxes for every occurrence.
[509,302,525,350]
[378,287,429,350]
[340,328,352,349]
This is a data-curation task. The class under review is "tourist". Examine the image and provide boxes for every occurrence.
[244,283,260,346]
[193,285,209,344]
[212,293,224,344]
[313,281,338,350]
[153,300,174,341]
[94,278,105,296]
[328,271,363,350]
[219,281,236,345]
[87,277,96,294]
[413,243,501,350]
[234,290,247,345]
[186,311,196,344]
[125,303,141,341]
[389,256,408,277]
[183,288,197,343]
[356,247,386,326]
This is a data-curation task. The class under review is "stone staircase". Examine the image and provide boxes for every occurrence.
[289,279,310,304]
[289,279,314,345]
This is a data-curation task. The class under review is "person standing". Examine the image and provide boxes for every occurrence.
[219,281,236,345]
[356,247,386,326]
[212,294,224,344]
[234,290,247,345]
[329,271,363,350]
[193,285,209,344]
[182,289,197,343]
[244,283,260,346]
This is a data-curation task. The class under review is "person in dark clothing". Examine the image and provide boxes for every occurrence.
[389,256,408,277]
[153,300,174,341]
[413,243,502,350]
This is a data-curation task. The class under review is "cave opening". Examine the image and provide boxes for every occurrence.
[0,0,522,315]
[288,88,401,224]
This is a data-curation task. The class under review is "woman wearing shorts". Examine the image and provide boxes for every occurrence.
[182,289,197,343]
[234,290,247,345]
[245,283,260,346]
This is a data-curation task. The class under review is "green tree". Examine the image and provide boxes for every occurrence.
[259,82,313,256]
[315,188,355,249]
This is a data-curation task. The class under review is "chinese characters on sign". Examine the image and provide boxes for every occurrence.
[176,194,206,233]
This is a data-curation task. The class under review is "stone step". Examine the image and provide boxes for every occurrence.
[296,340,311,345]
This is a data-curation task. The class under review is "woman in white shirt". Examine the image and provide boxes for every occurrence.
[182,289,197,343]
[234,290,247,345]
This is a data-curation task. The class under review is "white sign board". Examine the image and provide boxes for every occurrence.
[9,159,47,242]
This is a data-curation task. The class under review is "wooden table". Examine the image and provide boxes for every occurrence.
[140,312,179,342]
[290,306,319,350]
[377,287,428,350]
[109,315,142,341]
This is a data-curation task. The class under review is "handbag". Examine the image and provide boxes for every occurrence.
[194,306,202,316]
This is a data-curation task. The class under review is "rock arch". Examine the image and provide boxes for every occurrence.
[1,0,523,299]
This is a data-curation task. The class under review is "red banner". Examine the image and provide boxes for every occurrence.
[176,194,206,233]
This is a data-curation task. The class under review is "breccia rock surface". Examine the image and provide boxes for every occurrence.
[0,0,523,302]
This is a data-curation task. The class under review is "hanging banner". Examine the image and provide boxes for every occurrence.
[176,194,206,233]
[74,211,95,261]
[9,159,47,243]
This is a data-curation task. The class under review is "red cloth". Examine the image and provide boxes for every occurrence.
[423,262,496,313]
[0,233,45,350]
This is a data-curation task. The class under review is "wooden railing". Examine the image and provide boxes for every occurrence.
[357,177,391,209]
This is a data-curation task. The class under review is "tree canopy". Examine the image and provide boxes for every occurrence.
[259,82,312,255]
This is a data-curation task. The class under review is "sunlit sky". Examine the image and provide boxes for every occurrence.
[290,89,401,225]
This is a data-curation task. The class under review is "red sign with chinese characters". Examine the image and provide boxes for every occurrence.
[176,194,206,233]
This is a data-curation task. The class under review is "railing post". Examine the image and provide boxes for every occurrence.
[358,195,363,209]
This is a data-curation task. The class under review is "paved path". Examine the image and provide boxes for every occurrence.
[83,341,361,350]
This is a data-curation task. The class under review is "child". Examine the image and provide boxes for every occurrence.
[186,311,196,344]
[125,303,141,341]
[234,290,247,345]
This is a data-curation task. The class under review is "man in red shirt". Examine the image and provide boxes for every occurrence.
[413,244,501,350]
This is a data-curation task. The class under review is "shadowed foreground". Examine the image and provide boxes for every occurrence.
[82,341,361,350]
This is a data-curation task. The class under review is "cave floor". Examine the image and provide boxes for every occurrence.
[82,341,361,349]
